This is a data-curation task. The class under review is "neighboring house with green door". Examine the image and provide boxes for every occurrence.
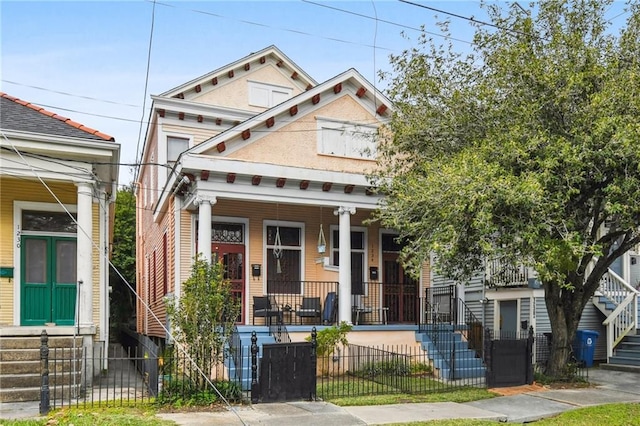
[0,92,120,402]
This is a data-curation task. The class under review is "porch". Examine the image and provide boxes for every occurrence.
[253,280,421,326]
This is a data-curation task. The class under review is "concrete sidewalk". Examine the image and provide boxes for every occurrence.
[3,368,640,425]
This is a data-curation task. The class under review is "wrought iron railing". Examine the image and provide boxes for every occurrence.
[485,258,535,288]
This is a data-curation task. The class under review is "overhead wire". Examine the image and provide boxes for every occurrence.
[1,128,248,425]
[134,0,157,184]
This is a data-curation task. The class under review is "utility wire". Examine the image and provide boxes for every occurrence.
[135,0,157,183]
[303,0,473,45]
[1,80,140,107]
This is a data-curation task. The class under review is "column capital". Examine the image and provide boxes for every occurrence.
[195,195,217,206]
[334,206,356,216]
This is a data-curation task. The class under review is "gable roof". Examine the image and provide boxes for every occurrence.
[0,92,115,141]
[188,67,392,157]
[159,45,317,99]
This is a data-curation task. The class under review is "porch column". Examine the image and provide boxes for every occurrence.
[196,196,216,264]
[76,182,93,327]
[335,206,356,324]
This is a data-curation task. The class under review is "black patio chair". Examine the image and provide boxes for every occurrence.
[295,297,321,324]
[253,296,282,325]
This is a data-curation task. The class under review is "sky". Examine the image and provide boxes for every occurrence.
[1,1,630,185]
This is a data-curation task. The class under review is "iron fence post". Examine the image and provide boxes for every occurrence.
[39,330,50,416]
[310,327,317,400]
[250,331,259,403]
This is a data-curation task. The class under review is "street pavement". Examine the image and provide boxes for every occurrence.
[2,368,640,425]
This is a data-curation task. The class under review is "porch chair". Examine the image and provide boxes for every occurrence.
[322,292,338,325]
[295,297,321,324]
[352,296,373,325]
[252,296,282,326]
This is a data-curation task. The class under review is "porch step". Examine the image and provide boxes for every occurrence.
[228,327,277,390]
[415,331,485,380]
[0,335,83,403]
[603,332,640,370]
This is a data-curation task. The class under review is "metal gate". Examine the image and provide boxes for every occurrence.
[484,328,534,388]
[255,342,316,402]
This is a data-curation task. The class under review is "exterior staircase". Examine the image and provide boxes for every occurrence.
[592,268,640,371]
[415,325,485,380]
[227,326,277,390]
[0,334,82,403]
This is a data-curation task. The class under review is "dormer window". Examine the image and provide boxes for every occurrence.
[248,81,292,108]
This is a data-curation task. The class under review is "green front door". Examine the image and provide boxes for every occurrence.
[21,236,77,326]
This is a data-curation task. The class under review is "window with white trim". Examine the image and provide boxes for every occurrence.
[248,81,293,108]
[167,136,189,164]
[330,227,366,295]
[317,118,377,159]
[266,224,302,294]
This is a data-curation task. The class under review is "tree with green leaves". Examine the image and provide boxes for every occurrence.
[109,185,136,330]
[374,0,640,377]
[166,258,241,388]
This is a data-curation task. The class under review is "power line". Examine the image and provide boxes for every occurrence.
[135,0,157,183]
[302,0,473,45]
[399,0,532,38]
[1,80,140,108]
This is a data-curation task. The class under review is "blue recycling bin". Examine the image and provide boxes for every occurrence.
[573,330,599,367]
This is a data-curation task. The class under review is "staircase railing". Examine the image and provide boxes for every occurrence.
[456,299,484,359]
[598,268,640,360]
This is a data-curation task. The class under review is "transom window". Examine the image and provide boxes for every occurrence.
[22,211,77,233]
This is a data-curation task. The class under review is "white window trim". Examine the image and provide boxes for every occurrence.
[329,225,368,295]
[263,220,305,294]
[158,130,194,189]
[248,80,293,108]
[316,116,378,160]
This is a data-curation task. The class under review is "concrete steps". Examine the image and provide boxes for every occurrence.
[227,326,276,390]
[0,335,83,403]
[415,327,485,380]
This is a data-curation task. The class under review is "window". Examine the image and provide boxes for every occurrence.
[22,211,77,233]
[331,228,366,295]
[167,136,189,163]
[266,225,302,294]
[317,118,377,159]
[248,81,292,108]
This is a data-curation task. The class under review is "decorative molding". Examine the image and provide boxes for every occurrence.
[334,206,356,216]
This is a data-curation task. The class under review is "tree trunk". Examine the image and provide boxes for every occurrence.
[543,278,586,378]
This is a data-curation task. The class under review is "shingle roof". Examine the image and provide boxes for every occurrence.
[0,92,114,141]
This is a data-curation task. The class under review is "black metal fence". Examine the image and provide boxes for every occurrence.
[316,343,486,400]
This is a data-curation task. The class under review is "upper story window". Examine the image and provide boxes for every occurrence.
[167,136,189,164]
[248,81,292,108]
[317,118,377,160]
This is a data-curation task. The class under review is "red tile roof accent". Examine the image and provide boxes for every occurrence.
[0,92,115,141]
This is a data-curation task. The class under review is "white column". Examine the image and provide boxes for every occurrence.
[196,196,216,263]
[335,206,356,324]
[76,182,94,327]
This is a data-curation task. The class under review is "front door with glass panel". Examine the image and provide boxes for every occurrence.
[21,236,77,325]
[382,234,417,323]
[210,222,246,324]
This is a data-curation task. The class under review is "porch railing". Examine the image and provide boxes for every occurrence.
[265,280,411,325]
[598,268,640,360]
[485,258,535,288]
